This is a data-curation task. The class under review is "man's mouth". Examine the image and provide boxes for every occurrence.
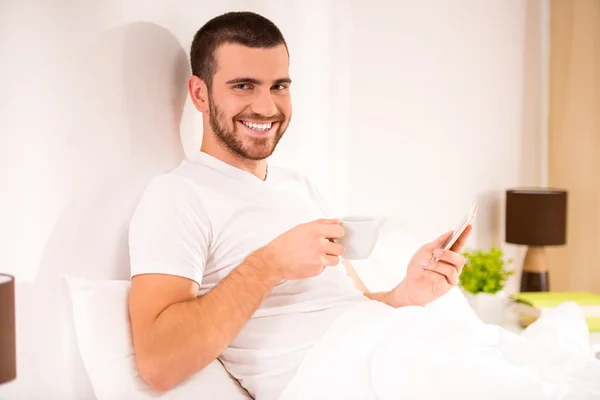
[237,120,279,136]
[240,120,274,132]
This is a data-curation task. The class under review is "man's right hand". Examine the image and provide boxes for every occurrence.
[259,219,345,280]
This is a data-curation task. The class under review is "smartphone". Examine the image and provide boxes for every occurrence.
[441,203,478,250]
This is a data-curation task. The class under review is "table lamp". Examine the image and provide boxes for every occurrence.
[505,189,567,292]
[0,274,16,384]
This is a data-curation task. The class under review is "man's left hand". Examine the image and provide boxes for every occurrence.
[387,225,473,307]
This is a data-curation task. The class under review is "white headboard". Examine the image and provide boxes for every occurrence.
[3,22,191,399]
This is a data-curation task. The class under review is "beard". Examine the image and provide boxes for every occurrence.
[208,92,289,161]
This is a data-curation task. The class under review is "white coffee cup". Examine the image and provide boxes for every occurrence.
[337,216,379,260]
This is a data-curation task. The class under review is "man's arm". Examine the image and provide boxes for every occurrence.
[128,217,345,393]
[128,250,279,392]
[341,258,412,307]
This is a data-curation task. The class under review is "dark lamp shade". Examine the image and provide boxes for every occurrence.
[0,274,16,384]
[505,189,567,246]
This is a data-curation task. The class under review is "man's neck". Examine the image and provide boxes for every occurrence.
[200,139,268,181]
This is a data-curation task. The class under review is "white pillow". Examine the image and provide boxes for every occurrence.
[63,275,252,400]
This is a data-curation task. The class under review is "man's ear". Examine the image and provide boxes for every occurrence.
[188,75,209,113]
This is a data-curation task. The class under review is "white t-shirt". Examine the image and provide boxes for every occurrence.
[128,152,368,400]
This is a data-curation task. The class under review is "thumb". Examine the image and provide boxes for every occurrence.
[428,230,453,249]
[316,218,340,225]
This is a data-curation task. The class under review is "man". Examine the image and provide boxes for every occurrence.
[128,11,597,400]
[127,10,471,398]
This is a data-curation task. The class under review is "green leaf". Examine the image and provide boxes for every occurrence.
[458,246,514,295]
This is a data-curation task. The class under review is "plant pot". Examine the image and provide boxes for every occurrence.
[463,290,507,325]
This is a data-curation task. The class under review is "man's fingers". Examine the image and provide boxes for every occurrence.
[323,240,345,257]
[431,249,465,273]
[319,223,345,240]
[424,260,459,286]
[321,254,341,267]
[450,224,472,252]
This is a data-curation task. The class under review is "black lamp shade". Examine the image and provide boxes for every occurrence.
[0,274,16,384]
[505,188,567,246]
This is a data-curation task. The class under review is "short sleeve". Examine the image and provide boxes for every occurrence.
[128,175,210,286]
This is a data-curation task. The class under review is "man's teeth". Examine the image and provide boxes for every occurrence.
[241,121,273,131]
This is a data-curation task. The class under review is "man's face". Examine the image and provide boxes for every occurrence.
[207,43,292,161]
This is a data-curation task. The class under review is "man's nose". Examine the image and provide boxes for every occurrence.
[251,91,278,118]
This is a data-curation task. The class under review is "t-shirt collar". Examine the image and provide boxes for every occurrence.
[191,151,270,185]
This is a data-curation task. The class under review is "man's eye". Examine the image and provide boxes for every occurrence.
[272,84,288,91]
[234,84,251,90]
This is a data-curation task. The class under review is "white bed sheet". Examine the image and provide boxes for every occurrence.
[280,300,600,400]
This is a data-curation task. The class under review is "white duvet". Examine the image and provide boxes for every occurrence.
[279,299,600,400]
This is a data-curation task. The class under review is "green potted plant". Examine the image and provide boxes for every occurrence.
[459,247,514,324]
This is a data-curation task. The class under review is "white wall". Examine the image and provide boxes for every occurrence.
[344,0,545,290]
[0,0,544,398]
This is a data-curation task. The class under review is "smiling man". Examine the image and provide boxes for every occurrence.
[125,11,600,400]
[126,11,472,400]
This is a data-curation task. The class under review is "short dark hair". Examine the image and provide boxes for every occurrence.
[190,11,288,89]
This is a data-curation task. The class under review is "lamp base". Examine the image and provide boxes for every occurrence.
[520,246,550,292]
[520,271,549,292]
